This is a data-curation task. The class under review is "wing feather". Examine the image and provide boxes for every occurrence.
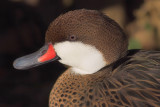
[98,50,160,107]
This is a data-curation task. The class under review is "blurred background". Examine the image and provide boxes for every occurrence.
[0,0,160,107]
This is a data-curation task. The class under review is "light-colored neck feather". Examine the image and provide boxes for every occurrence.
[54,41,107,75]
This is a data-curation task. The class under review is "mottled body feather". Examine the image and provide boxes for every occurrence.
[49,50,160,107]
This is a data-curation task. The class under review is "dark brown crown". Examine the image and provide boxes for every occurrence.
[45,9,128,64]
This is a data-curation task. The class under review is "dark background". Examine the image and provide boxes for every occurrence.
[0,0,146,107]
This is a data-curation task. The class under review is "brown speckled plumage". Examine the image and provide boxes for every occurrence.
[49,50,160,107]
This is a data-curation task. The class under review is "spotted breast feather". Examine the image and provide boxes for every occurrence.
[49,50,160,107]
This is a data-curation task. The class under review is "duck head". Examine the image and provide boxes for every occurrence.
[13,9,128,75]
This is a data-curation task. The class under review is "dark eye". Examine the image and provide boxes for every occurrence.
[69,35,77,41]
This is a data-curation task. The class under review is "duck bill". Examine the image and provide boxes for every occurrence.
[13,43,60,70]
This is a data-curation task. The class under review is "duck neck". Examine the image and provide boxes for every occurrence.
[69,64,113,84]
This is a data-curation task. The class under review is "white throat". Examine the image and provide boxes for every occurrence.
[54,41,107,75]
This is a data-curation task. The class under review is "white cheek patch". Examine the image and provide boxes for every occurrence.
[54,41,107,75]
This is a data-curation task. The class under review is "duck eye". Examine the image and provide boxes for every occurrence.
[69,35,77,41]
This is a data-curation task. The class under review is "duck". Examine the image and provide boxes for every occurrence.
[13,9,160,107]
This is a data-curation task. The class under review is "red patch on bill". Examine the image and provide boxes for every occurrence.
[38,43,56,62]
